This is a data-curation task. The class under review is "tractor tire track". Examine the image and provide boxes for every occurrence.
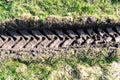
[0,25,120,52]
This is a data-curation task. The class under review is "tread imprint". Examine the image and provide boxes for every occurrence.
[0,26,120,52]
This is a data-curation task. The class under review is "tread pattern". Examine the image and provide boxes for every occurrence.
[0,26,120,52]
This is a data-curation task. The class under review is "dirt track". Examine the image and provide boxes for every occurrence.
[0,25,120,52]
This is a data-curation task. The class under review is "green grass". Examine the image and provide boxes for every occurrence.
[0,0,120,80]
[0,48,120,80]
[0,55,120,80]
[0,0,120,21]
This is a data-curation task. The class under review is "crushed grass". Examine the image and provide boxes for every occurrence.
[0,48,120,79]
[0,59,120,80]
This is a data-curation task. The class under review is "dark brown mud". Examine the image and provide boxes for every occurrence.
[0,16,120,52]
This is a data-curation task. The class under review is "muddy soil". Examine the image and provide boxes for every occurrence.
[0,16,120,52]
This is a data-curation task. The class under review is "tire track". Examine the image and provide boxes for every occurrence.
[0,26,120,52]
